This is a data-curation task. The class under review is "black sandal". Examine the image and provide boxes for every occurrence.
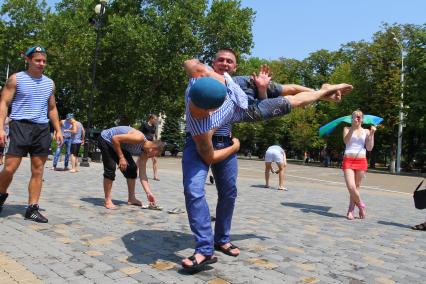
[411,223,426,231]
[182,254,217,271]
[214,243,240,257]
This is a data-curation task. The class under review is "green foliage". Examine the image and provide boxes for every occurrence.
[0,1,424,170]
[201,0,255,63]
[160,114,184,148]
[0,0,50,74]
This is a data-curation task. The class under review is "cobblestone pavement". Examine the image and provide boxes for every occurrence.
[0,157,425,283]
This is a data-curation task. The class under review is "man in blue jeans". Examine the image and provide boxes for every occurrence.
[52,113,76,170]
[182,58,353,270]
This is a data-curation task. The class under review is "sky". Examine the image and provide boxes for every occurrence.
[239,0,425,60]
[45,0,425,60]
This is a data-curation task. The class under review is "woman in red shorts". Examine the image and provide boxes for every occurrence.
[343,110,376,220]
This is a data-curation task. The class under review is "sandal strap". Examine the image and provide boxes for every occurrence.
[229,243,239,250]
[187,255,198,266]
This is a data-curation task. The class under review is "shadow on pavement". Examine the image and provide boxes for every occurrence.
[80,197,127,207]
[377,220,412,229]
[0,204,28,218]
[281,202,345,218]
[250,184,267,189]
[122,229,268,274]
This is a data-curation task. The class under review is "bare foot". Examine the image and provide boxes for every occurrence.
[69,169,76,173]
[358,202,366,219]
[347,211,355,220]
[127,198,142,206]
[321,83,353,102]
[105,201,117,210]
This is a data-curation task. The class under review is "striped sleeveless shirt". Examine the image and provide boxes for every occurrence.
[101,126,144,156]
[185,78,247,136]
[11,71,54,124]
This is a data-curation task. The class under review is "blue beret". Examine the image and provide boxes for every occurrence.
[25,46,46,57]
[189,77,227,109]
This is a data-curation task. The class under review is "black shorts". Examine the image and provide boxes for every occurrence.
[98,136,137,181]
[70,143,82,156]
[7,120,51,157]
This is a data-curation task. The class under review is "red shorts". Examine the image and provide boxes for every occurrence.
[342,157,368,171]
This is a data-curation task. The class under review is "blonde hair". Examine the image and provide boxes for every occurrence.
[352,109,364,118]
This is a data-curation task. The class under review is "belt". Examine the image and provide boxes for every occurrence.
[15,119,35,124]
[212,135,231,143]
[185,132,231,143]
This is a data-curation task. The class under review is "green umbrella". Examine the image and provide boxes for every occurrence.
[319,115,383,137]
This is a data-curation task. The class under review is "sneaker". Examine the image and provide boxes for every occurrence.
[25,204,48,223]
[209,175,215,184]
[0,192,9,213]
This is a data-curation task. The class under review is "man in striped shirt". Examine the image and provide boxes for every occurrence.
[181,58,353,270]
[0,46,63,223]
[98,126,165,210]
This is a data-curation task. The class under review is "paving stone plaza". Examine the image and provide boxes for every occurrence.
[0,157,425,283]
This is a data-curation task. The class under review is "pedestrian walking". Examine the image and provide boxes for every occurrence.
[0,45,63,223]
[343,110,376,220]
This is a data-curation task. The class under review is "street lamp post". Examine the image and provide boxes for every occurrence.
[392,32,404,174]
[81,0,108,167]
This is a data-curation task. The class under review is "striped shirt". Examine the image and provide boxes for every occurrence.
[185,78,247,136]
[10,71,54,124]
[101,126,144,156]
[72,121,84,144]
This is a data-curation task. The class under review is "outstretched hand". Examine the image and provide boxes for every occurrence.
[251,64,272,89]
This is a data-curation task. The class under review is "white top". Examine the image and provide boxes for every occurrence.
[345,129,367,155]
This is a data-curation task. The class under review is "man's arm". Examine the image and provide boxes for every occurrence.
[192,130,240,165]
[184,59,225,84]
[0,74,16,146]
[137,154,156,204]
[48,84,64,146]
[69,120,77,134]
[111,130,146,171]
[81,125,85,145]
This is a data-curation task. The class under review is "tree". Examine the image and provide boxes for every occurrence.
[201,0,255,63]
[160,113,184,154]
[0,0,50,74]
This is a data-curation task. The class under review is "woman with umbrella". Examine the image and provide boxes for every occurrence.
[342,110,377,220]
